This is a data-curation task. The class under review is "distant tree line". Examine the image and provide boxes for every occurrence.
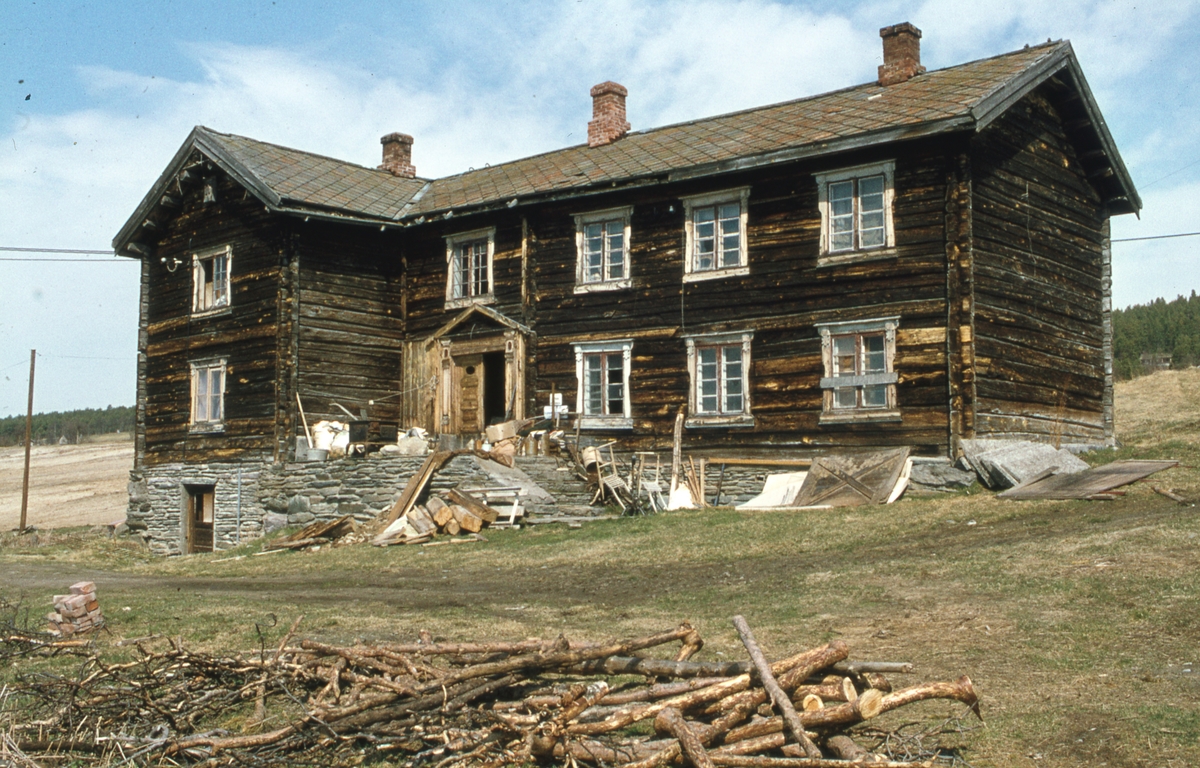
[1113,291,1200,380]
[0,405,135,447]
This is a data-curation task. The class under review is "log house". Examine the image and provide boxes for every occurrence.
[114,25,1139,552]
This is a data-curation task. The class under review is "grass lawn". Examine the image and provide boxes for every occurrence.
[2,369,1199,767]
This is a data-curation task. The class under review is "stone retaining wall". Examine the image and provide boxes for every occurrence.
[126,453,497,556]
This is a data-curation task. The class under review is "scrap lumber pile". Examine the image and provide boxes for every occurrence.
[372,451,518,545]
[45,581,105,636]
[263,514,359,550]
[373,488,504,546]
[1,617,980,766]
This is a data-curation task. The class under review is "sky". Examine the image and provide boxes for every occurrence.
[2,0,1199,418]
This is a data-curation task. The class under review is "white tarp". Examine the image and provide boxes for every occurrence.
[736,472,809,509]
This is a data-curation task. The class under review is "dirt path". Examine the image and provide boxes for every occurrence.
[0,439,132,530]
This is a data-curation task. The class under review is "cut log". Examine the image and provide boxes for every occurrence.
[444,518,461,536]
[447,488,500,523]
[732,615,821,759]
[800,694,822,711]
[656,707,716,768]
[432,502,455,529]
[877,676,980,719]
[407,506,437,536]
[450,505,483,534]
[570,641,846,737]
[825,734,886,763]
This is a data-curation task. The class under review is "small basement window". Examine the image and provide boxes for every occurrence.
[192,245,232,313]
[818,317,900,423]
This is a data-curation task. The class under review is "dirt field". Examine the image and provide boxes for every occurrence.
[0,434,132,530]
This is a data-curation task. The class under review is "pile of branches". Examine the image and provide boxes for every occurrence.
[1,616,980,767]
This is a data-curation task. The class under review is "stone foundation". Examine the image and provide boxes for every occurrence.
[126,453,499,556]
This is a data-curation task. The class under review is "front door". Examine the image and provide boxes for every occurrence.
[439,336,524,436]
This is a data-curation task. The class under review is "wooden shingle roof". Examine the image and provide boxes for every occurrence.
[114,39,1138,254]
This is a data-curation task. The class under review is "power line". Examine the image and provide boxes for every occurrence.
[0,247,116,255]
[1112,231,1200,243]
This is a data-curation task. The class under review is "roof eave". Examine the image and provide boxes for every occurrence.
[970,42,1140,215]
[112,127,284,257]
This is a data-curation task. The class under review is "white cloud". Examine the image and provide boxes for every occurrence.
[2,0,1198,414]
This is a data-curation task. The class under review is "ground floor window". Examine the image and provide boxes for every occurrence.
[818,317,900,423]
[684,331,754,427]
[573,340,633,429]
[190,358,226,431]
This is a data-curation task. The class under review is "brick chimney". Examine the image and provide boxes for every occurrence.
[588,81,631,148]
[878,22,925,86]
[379,132,416,178]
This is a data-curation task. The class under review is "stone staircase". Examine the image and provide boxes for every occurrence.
[512,456,600,517]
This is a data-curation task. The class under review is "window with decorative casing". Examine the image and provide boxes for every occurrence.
[445,228,495,308]
[192,245,232,314]
[573,340,633,429]
[575,207,632,293]
[684,331,754,427]
[818,317,900,423]
[682,188,750,282]
[190,358,226,431]
[815,161,895,261]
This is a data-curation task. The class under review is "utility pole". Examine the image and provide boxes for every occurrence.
[19,349,35,533]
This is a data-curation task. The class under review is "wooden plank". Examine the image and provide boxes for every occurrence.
[792,448,910,507]
[446,488,500,523]
[998,460,1178,500]
[382,451,454,525]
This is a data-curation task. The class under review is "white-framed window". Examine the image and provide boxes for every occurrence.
[192,245,232,314]
[445,228,495,308]
[682,188,750,282]
[818,317,900,423]
[189,358,227,431]
[574,207,632,293]
[815,161,895,261]
[684,331,754,427]
[573,340,633,429]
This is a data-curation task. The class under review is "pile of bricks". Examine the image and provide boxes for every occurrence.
[46,581,105,636]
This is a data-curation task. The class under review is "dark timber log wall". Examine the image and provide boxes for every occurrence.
[294,223,405,430]
[402,141,957,456]
[142,167,286,466]
[970,88,1108,444]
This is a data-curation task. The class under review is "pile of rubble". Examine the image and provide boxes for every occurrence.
[46,581,104,636]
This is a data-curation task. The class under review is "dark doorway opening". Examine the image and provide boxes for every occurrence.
[482,350,507,425]
[186,485,215,554]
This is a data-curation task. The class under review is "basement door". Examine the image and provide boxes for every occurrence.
[185,485,215,554]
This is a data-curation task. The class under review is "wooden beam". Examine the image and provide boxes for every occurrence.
[160,194,179,208]
[126,242,150,257]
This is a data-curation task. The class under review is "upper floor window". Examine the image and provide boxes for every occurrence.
[682,188,750,283]
[445,228,495,309]
[190,358,226,432]
[684,331,754,427]
[192,245,232,314]
[573,340,633,429]
[818,317,900,423]
[574,207,632,293]
[815,161,895,261]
